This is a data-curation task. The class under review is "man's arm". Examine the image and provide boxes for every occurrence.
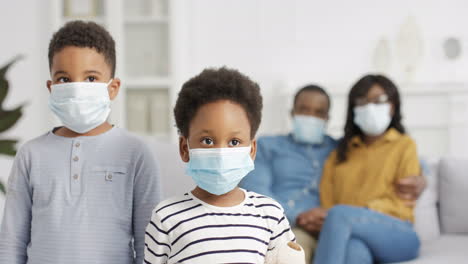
[394,156,428,207]
[319,152,336,210]
[296,207,327,235]
[294,152,337,234]
[133,144,162,264]
[0,148,32,264]
[395,175,426,207]
[240,138,276,199]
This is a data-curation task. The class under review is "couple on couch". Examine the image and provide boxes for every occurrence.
[241,74,426,264]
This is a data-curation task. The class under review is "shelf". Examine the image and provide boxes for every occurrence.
[63,16,105,25]
[51,0,174,138]
[125,16,169,24]
[328,124,451,131]
[124,0,168,19]
[323,82,468,97]
[126,88,171,135]
[126,77,172,88]
[125,23,169,77]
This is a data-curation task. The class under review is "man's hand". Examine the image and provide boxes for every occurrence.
[395,175,427,207]
[296,207,328,235]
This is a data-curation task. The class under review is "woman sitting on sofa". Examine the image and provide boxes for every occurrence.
[313,74,421,264]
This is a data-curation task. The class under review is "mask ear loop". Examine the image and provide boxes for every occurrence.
[186,138,191,151]
[106,79,115,118]
[106,79,115,102]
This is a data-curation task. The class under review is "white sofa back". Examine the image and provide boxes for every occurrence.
[414,157,468,241]
[413,158,441,241]
[145,138,195,199]
[438,158,468,234]
[147,139,468,241]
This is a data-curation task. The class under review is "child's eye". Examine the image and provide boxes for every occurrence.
[201,138,214,146]
[85,76,97,82]
[229,139,240,147]
[56,77,70,83]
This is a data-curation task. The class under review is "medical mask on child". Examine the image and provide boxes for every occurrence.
[292,115,327,144]
[353,103,391,136]
[48,80,112,133]
[186,145,255,196]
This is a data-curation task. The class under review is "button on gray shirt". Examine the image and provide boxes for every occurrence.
[0,127,162,264]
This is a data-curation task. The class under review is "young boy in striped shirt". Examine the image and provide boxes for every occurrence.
[144,68,296,263]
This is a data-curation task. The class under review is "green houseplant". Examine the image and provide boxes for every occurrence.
[0,57,24,194]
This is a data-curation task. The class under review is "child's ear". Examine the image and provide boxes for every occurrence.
[179,136,190,162]
[46,80,52,93]
[250,139,257,160]
[108,78,121,100]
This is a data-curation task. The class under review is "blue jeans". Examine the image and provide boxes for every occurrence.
[313,205,420,264]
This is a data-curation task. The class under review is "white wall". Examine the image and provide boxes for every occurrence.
[182,0,468,84]
[174,0,468,157]
[0,0,52,214]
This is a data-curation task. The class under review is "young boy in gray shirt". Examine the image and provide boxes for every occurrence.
[0,21,161,264]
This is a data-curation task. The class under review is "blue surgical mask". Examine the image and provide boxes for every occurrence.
[186,145,255,195]
[353,103,391,136]
[292,115,327,144]
[48,80,112,133]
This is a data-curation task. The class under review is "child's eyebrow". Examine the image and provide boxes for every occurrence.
[193,129,213,136]
[53,70,68,77]
[230,130,243,135]
[84,70,102,75]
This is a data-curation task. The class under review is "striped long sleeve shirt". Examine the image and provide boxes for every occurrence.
[144,189,296,264]
[0,127,162,264]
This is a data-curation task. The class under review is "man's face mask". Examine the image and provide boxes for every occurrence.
[292,115,327,144]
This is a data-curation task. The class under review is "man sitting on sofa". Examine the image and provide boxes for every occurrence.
[240,84,426,261]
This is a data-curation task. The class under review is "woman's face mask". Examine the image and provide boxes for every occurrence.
[353,103,391,136]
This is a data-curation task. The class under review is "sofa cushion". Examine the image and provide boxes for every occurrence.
[439,157,468,234]
[414,157,440,241]
[144,137,195,199]
[392,235,468,263]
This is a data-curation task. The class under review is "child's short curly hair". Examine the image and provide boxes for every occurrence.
[48,20,116,76]
[174,67,263,139]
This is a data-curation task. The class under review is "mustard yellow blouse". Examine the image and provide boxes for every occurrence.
[320,128,420,222]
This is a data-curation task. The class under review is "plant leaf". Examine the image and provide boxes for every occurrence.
[0,55,23,105]
[0,139,17,156]
[0,106,23,133]
[0,78,7,106]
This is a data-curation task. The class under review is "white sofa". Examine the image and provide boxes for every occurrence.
[395,157,468,263]
[149,140,468,262]
[146,138,195,199]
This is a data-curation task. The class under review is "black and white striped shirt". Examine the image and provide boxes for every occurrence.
[144,189,296,263]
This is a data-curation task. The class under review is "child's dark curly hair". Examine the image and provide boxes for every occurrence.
[48,20,116,76]
[174,67,263,139]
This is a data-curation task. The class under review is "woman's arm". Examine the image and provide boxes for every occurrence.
[367,137,421,220]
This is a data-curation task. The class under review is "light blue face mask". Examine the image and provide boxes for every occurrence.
[186,145,255,196]
[292,115,327,144]
[48,80,112,133]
